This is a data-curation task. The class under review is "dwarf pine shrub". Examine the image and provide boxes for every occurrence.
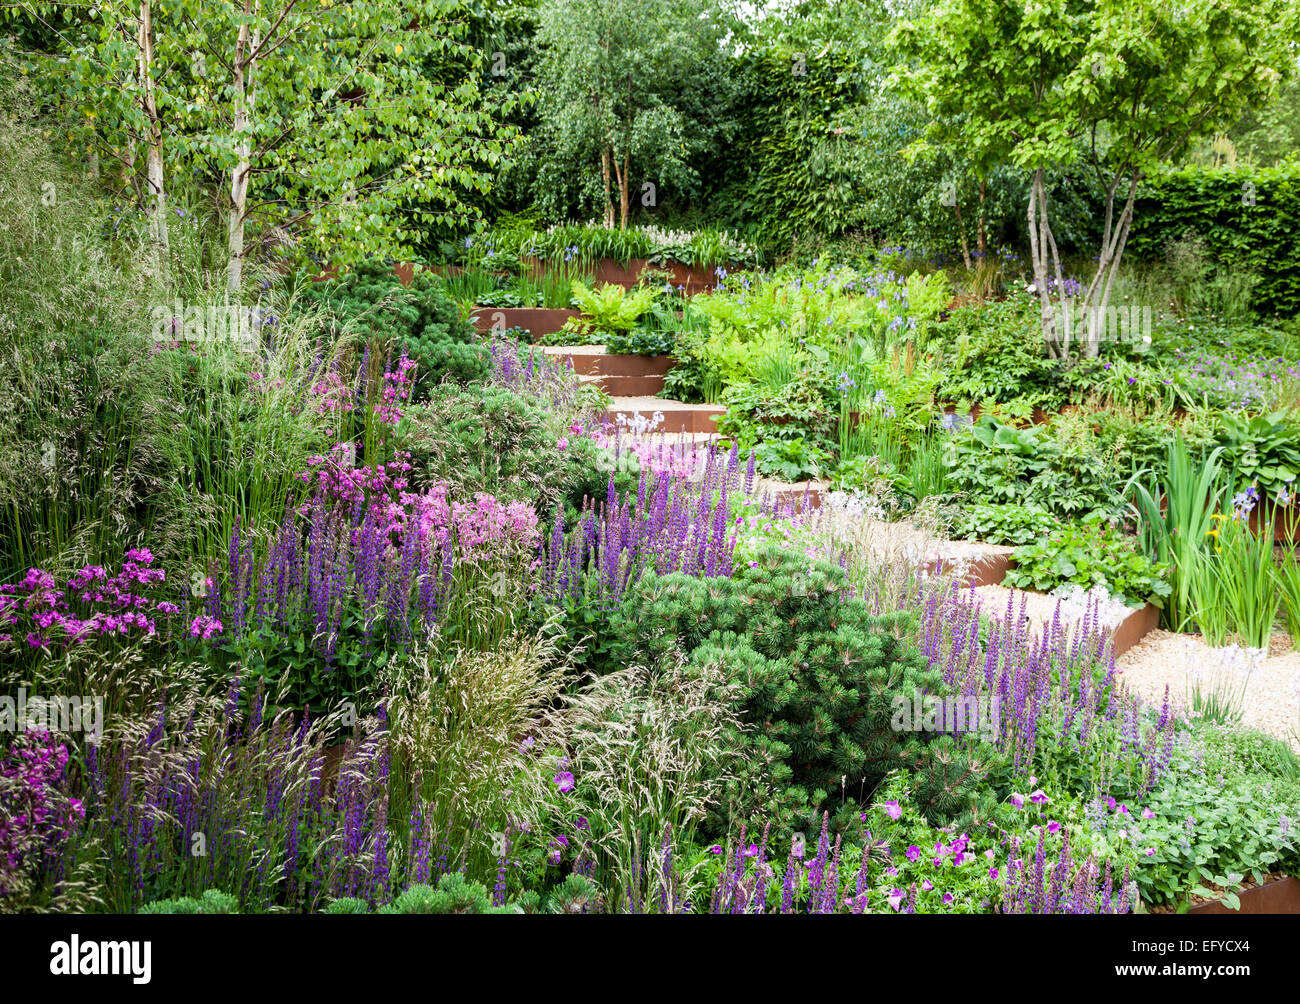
[298,261,486,394]
[606,548,998,827]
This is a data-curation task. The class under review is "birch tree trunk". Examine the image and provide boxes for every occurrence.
[227,0,260,295]
[1027,169,1060,356]
[1081,170,1140,359]
[602,148,614,227]
[618,154,629,229]
[138,0,168,257]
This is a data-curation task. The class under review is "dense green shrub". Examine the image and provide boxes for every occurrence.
[377,875,517,914]
[934,299,1065,414]
[591,549,997,827]
[953,502,1060,546]
[942,415,1130,520]
[1006,517,1172,608]
[321,873,602,914]
[1127,165,1300,317]
[300,261,487,394]
[1131,728,1300,907]
[403,385,634,524]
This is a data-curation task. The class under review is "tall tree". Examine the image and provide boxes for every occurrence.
[893,0,1299,357]
[531,0,737,227]
[12,0,519,291]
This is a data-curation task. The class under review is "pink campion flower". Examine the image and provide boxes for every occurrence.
[189,614,223,640]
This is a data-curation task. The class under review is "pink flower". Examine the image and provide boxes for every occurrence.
[556,437,569,451]
[553,771,575,793]
[882,800,902,820]
[189,614,223,640]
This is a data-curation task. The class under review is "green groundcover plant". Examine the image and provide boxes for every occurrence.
[1006,518,1172,608]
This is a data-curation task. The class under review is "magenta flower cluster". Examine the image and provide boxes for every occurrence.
[0,550,180,651]
[374,354,417,426]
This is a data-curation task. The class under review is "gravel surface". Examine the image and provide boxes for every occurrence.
[1117,629,1300,749]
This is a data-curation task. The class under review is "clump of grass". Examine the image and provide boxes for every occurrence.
[549,659,749,913]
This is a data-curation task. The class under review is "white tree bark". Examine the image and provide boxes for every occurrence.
[138,0,168,257]
[227,0,261,295]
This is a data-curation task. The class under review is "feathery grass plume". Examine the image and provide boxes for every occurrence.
[384,623,573,886]
[549,660,749,913]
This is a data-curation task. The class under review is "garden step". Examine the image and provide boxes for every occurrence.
[755,478,828,511]
[539,345,673,377]
[576,373,666,396]
[602,396,725,435]
[469,307,579,338]
[541,345,672,395]
[600,375,667,396]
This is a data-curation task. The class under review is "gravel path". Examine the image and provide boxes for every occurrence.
[1117,630,1300,750]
